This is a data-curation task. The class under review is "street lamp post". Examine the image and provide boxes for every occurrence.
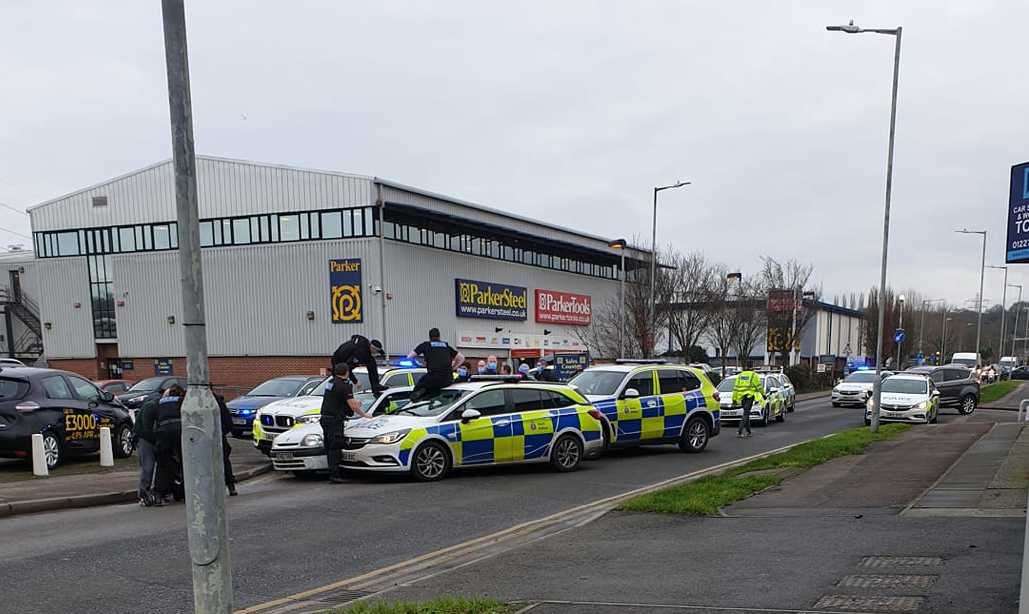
[942,315,952,363]
[609,239,627,358]
[650,181,690,357]
[956,229,987,363]
[1010,284,1023,357]
[988,265,1008,360]
[827,19,903,432]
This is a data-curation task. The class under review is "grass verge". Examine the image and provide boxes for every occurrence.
[333,597,512,614]
[980,380,1021,404]
[619,423,911,516]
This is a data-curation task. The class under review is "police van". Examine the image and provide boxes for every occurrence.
[567,360,721,452]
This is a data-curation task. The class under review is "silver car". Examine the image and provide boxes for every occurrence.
[832,370,892,407]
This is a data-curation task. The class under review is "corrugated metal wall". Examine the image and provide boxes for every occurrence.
[30,157,374,231]
[35,258,94,358]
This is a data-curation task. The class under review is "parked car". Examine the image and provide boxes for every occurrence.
[94,379,134,395]
[716,373,787,426]
[567,360,720,452]
[831,370,893,407]
[1011,366,1029,381]
[689,363,722,386]
[0,367,135,469]
[116,376,188,412]
[0,358,26,368]
[865,373,939,425]
[904,365,979,414]
[949,352,980,371]
[226,375,323,438]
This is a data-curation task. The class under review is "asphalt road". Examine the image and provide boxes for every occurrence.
[0,395,878,613]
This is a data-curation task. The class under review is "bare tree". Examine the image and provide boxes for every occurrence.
[664,250,719,358]
[761,257,819,365]
[732,278,768,367]
[708,272,737,376]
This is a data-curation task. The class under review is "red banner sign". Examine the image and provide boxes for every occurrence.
[535,289,592,326]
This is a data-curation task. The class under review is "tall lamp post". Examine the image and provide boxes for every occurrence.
[988,265,1008,360]
[609,238,627,358]
[650,181,690,357]
[956,229,987,363]
[827,19,903,432]
[1010,284,1023,357]
[942,315,952,364]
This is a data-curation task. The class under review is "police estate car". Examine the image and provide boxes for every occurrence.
[277,379,604,481]
[716,373,787,426]
[567,360,720,453]
[865,373,940,425]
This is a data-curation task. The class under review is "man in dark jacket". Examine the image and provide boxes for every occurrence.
[153,385,185,503]
[134,398,159,501]
[332,335,386,394]
[216,393,237,496]
[321,363,372,484]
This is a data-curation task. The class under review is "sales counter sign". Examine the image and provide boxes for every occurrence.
[1007,161,1029,264]
[330,258,363,323]
[455,279,527,321]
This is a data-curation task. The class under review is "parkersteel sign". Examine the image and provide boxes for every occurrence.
[535,289,591,326]
[455,279,528,321]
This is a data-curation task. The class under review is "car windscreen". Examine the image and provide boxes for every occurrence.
[353,391,378,411]
[568,370,625,396]
[246,378,303,397]
[717,377,736,392]
[951,358,977,368]
[128,377,165,392]
[844,372,878,383]
[0,378,28,400]
[882,378,928,395]
[396,389,470,418]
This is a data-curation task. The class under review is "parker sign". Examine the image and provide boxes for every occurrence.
[535,289,591,326]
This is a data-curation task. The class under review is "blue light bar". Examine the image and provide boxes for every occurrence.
[390,358,418,368]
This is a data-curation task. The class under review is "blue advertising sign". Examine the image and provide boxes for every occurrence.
[154,358,174,376]
[329,259,363,323]
[894,329,906,344]
[455,279,528,321]
[553,352,589,380]
[1006,161,1029,264]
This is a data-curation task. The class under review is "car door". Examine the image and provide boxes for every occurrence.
[68,375,126,444]
[940,369,968,404]
[453,388,509,465]
[45,375,99,453]
[617,370,657,442]
[505,388,554,462]
[656,369,696,440]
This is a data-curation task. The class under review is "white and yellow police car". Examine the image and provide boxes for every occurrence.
[715,373,787,426]
[279,378,605,481]
[567,360,720,452]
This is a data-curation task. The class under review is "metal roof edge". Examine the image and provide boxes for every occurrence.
[27,158,173,212]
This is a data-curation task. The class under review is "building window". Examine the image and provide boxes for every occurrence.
[56,232,79,256]
[232,218,251,244]
[279,214,300,241]
[322,212,343,238]
[153,224,172,250]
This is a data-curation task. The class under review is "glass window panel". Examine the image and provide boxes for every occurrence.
[153,224,171,250]
[170,223,178,248]
[78,230,85,252]
[342,211,353,237]
[110,228,119,252]
[142,226,153,251]
[260,216,270,242]
[232,218,251,244]
[86,232,95,254]
[117,227,134,252]
[279,214,300,241]
[321,212,342,238]
[300,213,310,240]
[199,221,213,247]
[56,232,79,256]
[250,217,260,242]
[46,234,54,257]
[382,220,395,239]
[134,226,143,249]
[353,209,365,236]
[270,216,279,241]
[222,220,233,244]
[212,220,223,245]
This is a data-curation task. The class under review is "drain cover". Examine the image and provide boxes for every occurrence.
[837,574,938,590]
[813,595,925,612]
[859,555,944,568]
[313,588,372,603]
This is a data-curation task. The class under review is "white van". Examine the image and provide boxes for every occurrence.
[950,352,980,370]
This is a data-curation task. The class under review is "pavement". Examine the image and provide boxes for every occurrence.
[0,394,861,614]
[980,381,1027,410]
[0,437,270,517]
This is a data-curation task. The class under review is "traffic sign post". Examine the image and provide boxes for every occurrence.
[894,329,906,344]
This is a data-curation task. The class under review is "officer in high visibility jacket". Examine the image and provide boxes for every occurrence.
[732,363,764,438]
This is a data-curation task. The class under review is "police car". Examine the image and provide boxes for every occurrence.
[715,373,787,426]
[281,378,604,481]
[252,364,426,454]
[566,360,720,452]
[865,373,939,425]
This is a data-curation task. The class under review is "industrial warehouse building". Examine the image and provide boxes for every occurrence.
[22,156,649,390]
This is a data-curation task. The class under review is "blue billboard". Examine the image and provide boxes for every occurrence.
[455,279,528,321]
[1006,161,1029,264]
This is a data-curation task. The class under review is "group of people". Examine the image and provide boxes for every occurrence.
[135,385,237,507]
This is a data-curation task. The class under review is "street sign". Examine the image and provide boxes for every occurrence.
[816,363,827,373]
[819,355,836,365]
[1006,161,1029,264]
[894,329,906,344]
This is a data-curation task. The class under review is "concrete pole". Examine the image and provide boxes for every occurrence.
[161,1,232,611]
[649,188,658,358]
[998,267,1008,360]
[375,181,388,352]
[618,250,625,358]
[975,232,986,363]
[1010,285,1023,357]
[942,312,949,364]
[869,26,902,434]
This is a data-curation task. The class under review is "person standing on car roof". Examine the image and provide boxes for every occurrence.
[321,363,372,484]
[732,362,763,439]
[408,328,465,402]
[332,334,386,394]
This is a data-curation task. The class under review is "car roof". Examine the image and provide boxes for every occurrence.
[582,364,698,374]
[887,373,930,381]
[447,380,575,392]
[0,366,86,380]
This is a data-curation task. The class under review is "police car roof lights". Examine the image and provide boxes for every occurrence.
[614,358,667,365]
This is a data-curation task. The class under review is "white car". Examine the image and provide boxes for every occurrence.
[831,370,892,407]
[716,374,787,426]
[865,373,939,425]
[272,388,414,474]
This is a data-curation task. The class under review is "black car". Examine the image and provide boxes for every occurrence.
[116,376,187,410]
[905,365,979,414]
[0,367,135,469]
[1011,366,1029,380]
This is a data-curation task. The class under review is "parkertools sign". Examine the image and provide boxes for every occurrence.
[455,279,527,321]
[1006,161,1029,264]
[535,289,591,325]
[330,259,363,323]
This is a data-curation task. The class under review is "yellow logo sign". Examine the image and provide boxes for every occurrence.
[329,258,363,323]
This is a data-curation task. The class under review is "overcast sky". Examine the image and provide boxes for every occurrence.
[2,1,1026,309]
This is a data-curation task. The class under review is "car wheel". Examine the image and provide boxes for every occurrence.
[758,408,769,427]
[114,423,134,458]
[959,394,977,415]
[42,432,62,470]
[930,409,939,424]
[776,406,786,423]
[788,402,795,413]
[679,417,709,453]
[550,434,584,472]
[411,441,450,481]
[832,402,840,408]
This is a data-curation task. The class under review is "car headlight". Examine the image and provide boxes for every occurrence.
[301,434,323,447]
[296,414,320,424]
[914,401,928,410]
[369,429,410,445]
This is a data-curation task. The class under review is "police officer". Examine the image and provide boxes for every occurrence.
[321,363,372,484]
[732,362,763,439]
[215,393,237,496]
[408,328,465,402]
[153,385,185,504]
[332,334,386,394]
